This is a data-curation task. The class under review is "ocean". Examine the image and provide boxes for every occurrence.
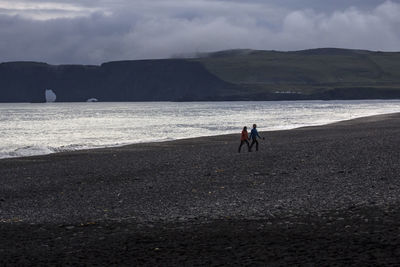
[1,100,399,159]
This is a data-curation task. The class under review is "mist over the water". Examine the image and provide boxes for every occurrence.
[1,100,400,159]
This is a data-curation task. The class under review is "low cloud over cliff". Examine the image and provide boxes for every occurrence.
[0,0,399,64]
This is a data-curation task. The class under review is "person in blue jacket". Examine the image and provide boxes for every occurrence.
[249,124,265,152]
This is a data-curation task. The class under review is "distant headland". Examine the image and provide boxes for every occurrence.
[1,48,400,102]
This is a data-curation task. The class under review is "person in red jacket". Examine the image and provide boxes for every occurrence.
[238,126,250,153]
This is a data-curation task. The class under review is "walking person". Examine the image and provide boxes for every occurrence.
[238,126,250,153]
[249,124,264,152]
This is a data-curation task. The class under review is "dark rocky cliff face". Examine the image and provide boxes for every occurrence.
[0,60,232,102]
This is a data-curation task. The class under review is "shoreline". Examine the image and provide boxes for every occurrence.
[1,112,400,264]
[1,111,400,161]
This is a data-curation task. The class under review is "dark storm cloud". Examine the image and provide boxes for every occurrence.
[0,0,399,64]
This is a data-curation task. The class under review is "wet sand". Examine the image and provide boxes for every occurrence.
[1,113,400,265]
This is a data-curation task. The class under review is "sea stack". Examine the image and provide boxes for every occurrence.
[45,89,57,103]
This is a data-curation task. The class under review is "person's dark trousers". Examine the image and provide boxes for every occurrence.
[238,140,250,153]
[249,139,259,151]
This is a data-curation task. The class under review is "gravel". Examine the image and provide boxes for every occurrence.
[1,112,400,265]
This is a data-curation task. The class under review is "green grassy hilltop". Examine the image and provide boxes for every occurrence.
[193,48,400,99]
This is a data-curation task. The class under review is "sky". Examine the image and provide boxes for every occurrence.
[0,0,399,64]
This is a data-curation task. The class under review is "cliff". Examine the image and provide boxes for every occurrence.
[0,60,233,102]
[1,48,400,102]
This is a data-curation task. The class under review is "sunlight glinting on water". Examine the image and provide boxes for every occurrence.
[0,100,399,158]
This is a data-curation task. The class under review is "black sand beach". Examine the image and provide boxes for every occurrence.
[1,113,400,265]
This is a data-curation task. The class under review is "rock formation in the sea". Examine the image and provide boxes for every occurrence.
[45,89,57,103]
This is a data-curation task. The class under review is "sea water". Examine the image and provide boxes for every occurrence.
[0,100,399,159]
